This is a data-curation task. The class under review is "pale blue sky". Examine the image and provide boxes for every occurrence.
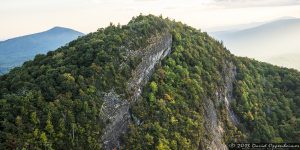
[1,0,300,40]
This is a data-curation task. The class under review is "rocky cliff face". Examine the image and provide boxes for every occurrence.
[101,32,240,150]
[101,32,172,149]
[127,32,172,102]
[202,61,238,150]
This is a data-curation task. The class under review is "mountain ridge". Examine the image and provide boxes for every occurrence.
[0,26,82,43]
[0,15,299,150]
[0,27,84,74]
[210,18,300,70]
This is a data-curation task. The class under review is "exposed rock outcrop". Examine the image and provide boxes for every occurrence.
[101,91,130,149]
[127,32,172,102]
[202,61,238,150]
[101,32,172,149]
[101,32,239,150]
[223,62,239,125]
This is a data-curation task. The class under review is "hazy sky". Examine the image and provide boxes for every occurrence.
[1,0,300,40]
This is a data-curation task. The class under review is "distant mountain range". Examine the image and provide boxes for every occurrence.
[0,27,84,73]
[210,17,300,70]
[267,53,300,70]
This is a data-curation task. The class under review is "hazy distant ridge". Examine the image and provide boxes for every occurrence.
[210,18,300,70]
[0,27,84,73]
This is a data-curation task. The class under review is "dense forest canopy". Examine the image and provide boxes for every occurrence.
[0,15,299,150]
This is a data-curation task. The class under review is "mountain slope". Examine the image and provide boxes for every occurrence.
[0,27,84,73]
[0,15,299,150]
[210,18,300,70]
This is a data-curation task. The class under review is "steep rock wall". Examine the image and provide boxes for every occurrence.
[202,61,238,150]
[100,32,239,150]
[101,33,172,149]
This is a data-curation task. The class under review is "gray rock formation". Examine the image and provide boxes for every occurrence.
[127,32,172,102]
[202,61,238,150]
[101,32,172,150]
[223,62,239,125]
[101,91,130,149]
[101,32,239,150]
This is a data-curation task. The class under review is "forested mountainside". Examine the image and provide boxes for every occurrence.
[0,15,299,150]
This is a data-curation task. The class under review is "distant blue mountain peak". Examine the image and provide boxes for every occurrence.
[0,27,84,74]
